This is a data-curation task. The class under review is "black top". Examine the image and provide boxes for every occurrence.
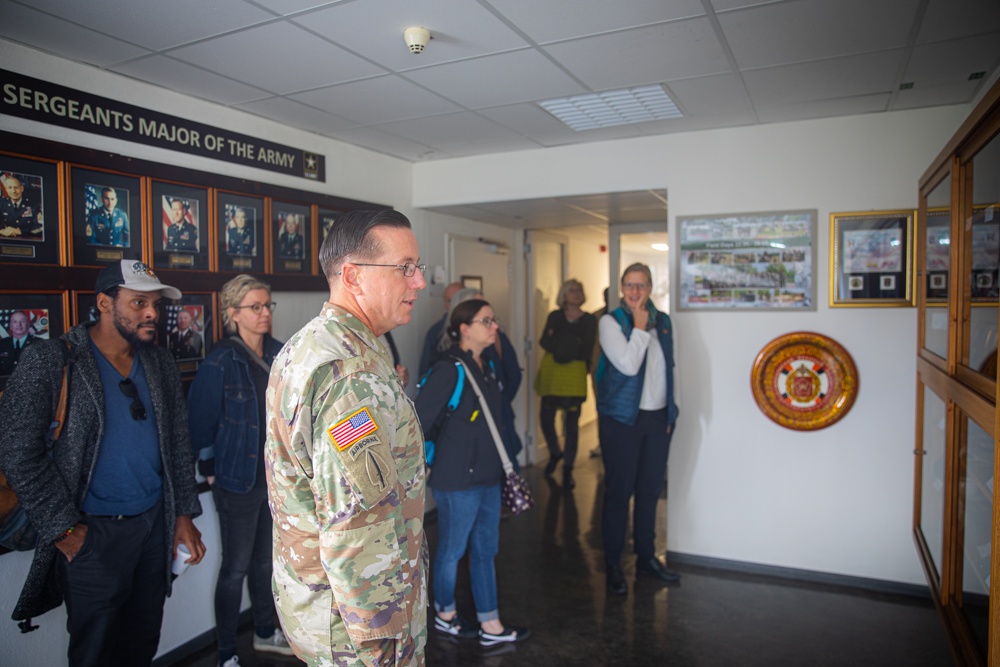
[414,347,504,491]
[540,309,598,369]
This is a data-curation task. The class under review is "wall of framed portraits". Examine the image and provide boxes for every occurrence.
[912,77,1000,666]
[0,130,385,387]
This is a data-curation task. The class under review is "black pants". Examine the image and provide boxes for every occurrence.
[540,395,585,470]
[59,499,167,667]
[599,408,672,567]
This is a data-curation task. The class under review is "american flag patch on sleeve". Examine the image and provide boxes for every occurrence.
[328,407,379,451]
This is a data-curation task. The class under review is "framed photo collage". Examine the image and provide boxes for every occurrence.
[0,147,357,387]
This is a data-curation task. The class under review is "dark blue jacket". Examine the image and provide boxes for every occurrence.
[596,307,679,427]
[415,347,504,491]
[187,335,283,493]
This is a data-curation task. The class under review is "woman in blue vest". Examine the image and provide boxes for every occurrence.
[596,263,680,596]
[416,299,531,647]
[187,275,291,666]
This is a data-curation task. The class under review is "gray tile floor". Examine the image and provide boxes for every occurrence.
[167,423,955,667]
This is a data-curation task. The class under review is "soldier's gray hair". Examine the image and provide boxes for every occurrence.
[319,209,412,281]
[220,274,271,334]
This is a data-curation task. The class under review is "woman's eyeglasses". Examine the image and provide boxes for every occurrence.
[471,317,500,327]
[233,302,277,314]
[118,378,147,421]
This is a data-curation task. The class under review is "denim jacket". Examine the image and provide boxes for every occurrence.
[187,335,283,493]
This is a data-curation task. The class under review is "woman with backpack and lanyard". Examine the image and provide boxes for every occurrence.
[415,298,531,648]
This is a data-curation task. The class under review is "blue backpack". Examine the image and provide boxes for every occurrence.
[416,361,465,466]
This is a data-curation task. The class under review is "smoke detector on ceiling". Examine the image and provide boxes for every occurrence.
[404,27,431,54]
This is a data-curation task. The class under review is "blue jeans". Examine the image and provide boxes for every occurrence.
[213,485,276,658]
[432,484,501,622]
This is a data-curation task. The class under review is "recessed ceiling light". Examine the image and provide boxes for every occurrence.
[538,85,682,131]
[651,243,669,252]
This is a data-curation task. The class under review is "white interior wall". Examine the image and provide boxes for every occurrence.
[0,40,516,665]
[414,105,970,586]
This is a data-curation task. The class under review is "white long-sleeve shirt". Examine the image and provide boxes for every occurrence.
[599,313,667,411]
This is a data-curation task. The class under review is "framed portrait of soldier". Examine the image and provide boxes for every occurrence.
[0,153,62,266]
[69,166,142,267]
[157,292,216,376]
[151,180,209,271]
[0,291,67,391]
[318,208,343,247]
[72,291,100,326]
[217,191,264,274]
[272,201,312,275]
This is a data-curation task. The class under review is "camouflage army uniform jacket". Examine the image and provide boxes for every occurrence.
[266,303,427,667]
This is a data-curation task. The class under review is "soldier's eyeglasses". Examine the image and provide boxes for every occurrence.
[233,302,277,314]
[338,262,427,277]
[118,378,147,421]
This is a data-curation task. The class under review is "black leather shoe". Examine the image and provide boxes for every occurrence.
[563,469,575,490]
[636,557,680,583]
[544,451,563,476]
[606,565,627,595]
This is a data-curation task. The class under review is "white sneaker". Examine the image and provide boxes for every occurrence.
[221,657,240,667]
[253,628,295,656]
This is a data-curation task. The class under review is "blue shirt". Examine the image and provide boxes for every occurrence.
[82,339,162,515]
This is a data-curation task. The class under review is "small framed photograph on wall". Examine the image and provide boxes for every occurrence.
[0,153,62,265]
[272,201,312,274]
[318,208,342,247]
[830,209,914,307]
[151,180,209,271]
[0,291,68,390]
[69,166,142,266]
[217,191,264,273]
[72,291,100,327]
[158,292,216,377]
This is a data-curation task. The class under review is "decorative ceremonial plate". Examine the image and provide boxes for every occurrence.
[750,332,858,431]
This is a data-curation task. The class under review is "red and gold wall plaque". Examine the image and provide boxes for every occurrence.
[750,332,858,431]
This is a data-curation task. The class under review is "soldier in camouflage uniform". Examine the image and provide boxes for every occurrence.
[266,209,428,667]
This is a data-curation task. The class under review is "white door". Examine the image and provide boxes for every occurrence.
[524,230,569,465]
[608,221,671,312]
[448,235,512,325]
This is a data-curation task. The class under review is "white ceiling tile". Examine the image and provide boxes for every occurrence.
[0,1,149,66]
[891,82,983,110]
[252,0,340,13]
[290,76,462,125]
[430,137,544,158]
[903,33,1000,88]
[237,96,357,134]
[484,0,705,43]
[532,124,644,148]
[666,73,753,116]
[755,93,891,123]
[401,49,587,108]
[292,0,528,70]
[110,56,270,105]
[633,112,756,135]
[23,0,276,51]
[169,21,385,95]
[719,0,920,69]
[743,51,905,106]
[543,18,732,91]
[918,0,1000,43]
[373,111,519,145]
[477,103,576,135]
[323,125,439,161]
[711,0,786,11]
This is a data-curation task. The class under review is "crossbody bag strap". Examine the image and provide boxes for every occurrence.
[454,358,514,475]
[49,340,73,443]
[228,336,273,374]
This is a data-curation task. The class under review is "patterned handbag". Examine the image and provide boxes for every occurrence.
[456,359,536,516]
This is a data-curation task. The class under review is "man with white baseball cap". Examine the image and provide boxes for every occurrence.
[0,259,204,666]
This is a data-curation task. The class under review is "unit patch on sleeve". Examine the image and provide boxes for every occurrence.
[328,406,379,451]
